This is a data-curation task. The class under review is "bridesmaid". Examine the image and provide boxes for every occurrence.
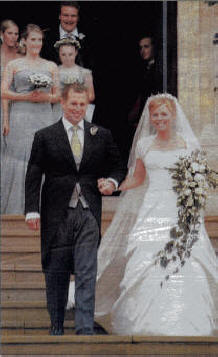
[0,19,23,137]
[1,19,21,68]
[1,24,60,214]
[53,37,95,122]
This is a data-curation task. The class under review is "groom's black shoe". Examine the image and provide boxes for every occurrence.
[49,325,64,336]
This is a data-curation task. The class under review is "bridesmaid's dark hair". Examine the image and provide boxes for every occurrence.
[21,24,44,40]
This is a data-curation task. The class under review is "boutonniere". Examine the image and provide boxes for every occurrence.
[90,126,98,135]
[78,33,86,40]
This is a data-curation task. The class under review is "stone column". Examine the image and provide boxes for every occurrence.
[178,1,218,214]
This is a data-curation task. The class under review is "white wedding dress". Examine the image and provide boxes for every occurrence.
[94,140,218,335]
[67,94,218,336]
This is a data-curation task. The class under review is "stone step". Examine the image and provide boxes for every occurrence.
[1,262,41,271]
[2,335,218,355]
[2,281,46,302]
[2,301,49,322]
[1,251,41,263]
[2,327,76,336]
[1,229,40,237]
[1,253,41,266]
[1,300,76,323]
[1,237,40,252]
[1,270,44,283]
[2,308,75,328]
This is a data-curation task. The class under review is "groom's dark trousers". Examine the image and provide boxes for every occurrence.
[45,203,99,334]
[25,119,126,334]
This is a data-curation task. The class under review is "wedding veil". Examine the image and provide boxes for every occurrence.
[128,93,200,173]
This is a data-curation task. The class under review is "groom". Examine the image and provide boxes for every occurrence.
[25,82,126,335]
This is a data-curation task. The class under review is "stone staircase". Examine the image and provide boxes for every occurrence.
[1,213,218,355]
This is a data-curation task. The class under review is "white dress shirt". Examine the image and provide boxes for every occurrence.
[59,25,79,39]
[62,116,84,149]
[26,117,118,221]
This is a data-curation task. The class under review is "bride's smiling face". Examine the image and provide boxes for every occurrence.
[150,104,174,132]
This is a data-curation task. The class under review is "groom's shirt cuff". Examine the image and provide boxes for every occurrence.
[26,212,40,221]
[107,178,118,190]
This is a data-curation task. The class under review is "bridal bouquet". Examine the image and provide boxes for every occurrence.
[155,150,218,286]
[28,73,53,89]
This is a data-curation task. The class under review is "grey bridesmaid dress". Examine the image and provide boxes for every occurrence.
[1,69,56,214]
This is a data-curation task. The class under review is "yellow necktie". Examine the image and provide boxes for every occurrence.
[71,126,81,157]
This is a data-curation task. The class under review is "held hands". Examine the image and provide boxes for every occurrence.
[26,218,40,231]
[98,178,116,195]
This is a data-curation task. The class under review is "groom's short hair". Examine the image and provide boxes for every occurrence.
[59,1,80,12]
[61,82,88,101]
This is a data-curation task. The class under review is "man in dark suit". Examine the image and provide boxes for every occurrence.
[41,1,93,68]
[128,34,163,132]
[25,83,126,335]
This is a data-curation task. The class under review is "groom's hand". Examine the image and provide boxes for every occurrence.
[98,178,116,195]
[26,218,40,231]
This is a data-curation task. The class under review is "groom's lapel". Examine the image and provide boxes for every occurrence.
[55,120,77,170]
[79,121,93,171]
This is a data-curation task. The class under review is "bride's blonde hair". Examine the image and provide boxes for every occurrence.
[148,97,176,116]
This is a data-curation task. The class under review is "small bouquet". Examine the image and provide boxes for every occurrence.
[62,74,85,86]
[155,149,218,287]
[28,73,53,89]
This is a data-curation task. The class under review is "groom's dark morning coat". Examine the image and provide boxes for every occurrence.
[25,119,126,270]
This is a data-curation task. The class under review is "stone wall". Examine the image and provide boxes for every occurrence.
[178,0,218,214]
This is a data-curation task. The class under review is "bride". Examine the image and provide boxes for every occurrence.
[68,93,218,336]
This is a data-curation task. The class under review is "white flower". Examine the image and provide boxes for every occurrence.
[191,162,200,173]
[189,181,196,188]
[187,197,194,206]
[195,187,203,195]
[185,171,192,180]
[54,37,81,49]
[90,126,98,135]
[184,189,191,196]
[198,164,206,173]
[198,196,205,205]
[63,75,84,85]
[189,207,196,214]
[182,180,189,187]
[78,33,86,40]
[28,73,53,88]
[194,173,205,182]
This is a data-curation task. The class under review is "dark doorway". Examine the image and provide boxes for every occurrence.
[0,1,177,160]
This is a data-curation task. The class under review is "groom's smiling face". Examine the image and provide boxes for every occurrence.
[61,88,88,125]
